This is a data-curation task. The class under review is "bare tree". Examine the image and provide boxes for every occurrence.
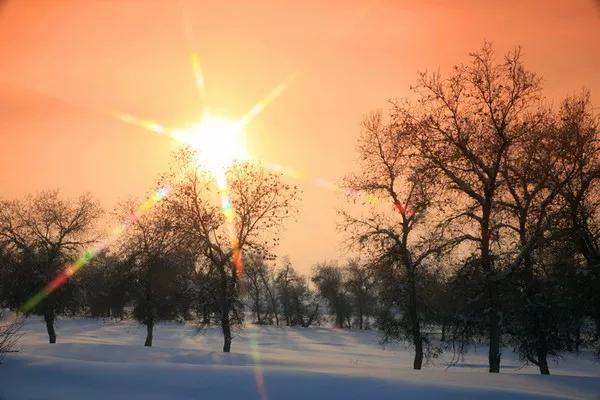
[412,43,542,372]
[546,92,600,355]
[114,199,193,347]
[553,92,600,267]
[0,191,101,343]
[164,150,300,352]
[342,110,458,369]
[497,102,581,374]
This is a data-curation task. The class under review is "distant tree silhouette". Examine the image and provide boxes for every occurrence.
[344,260,377,329]
[78,252,130,319]
[275,259,320,327]
[312,262,351,328]
[193,257,221,325]
[244,254,278,325]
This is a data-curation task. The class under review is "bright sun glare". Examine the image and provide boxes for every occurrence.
[172,114,248,182]
[111,62,295,185]
[110,55,296,191]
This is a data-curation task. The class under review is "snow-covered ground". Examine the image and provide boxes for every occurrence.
[1,318,599,399]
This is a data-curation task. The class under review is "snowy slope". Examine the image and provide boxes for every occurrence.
[1,318,599,399]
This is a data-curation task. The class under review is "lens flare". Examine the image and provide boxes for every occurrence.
[249,330,269,400]
[216,175,244,278]
[239,74,297,126]
[113,112,167,135]
[191,52,206,96]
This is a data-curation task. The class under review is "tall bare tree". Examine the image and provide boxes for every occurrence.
[497,104,580,374]
[553,92,600,267]
[412,44,542,372]
[342,110,458,369]
[164,150,299,352]
[550,92,600,352]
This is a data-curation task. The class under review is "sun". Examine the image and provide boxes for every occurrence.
[111,55,295,186]
[172,114,249,183]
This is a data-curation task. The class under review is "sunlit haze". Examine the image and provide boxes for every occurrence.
[1,0,599,273]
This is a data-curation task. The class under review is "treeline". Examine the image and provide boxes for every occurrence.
[0,152,300,353]
[243,257,377,330]
[0,43,598,376]
[340,43,600,375]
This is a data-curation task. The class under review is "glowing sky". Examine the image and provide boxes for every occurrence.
[1,0,599,272]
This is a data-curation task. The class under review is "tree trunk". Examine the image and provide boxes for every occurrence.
[358,311,364,330]
[535,318,550,375]
[336,313,344,329]
[44,311,56,344]
[409,307,423,369]
[222,313,232,352]
[441,322,447,342]
[144,319,154,347]
[487,280,502,373]
[220,265,233,352]
[537,347,550,375]
[521,227,550,376]
[413,333,423,370]
[482,209,501,373]
[408,267,423,370]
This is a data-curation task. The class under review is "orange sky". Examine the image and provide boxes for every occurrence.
[1,0,599,273]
